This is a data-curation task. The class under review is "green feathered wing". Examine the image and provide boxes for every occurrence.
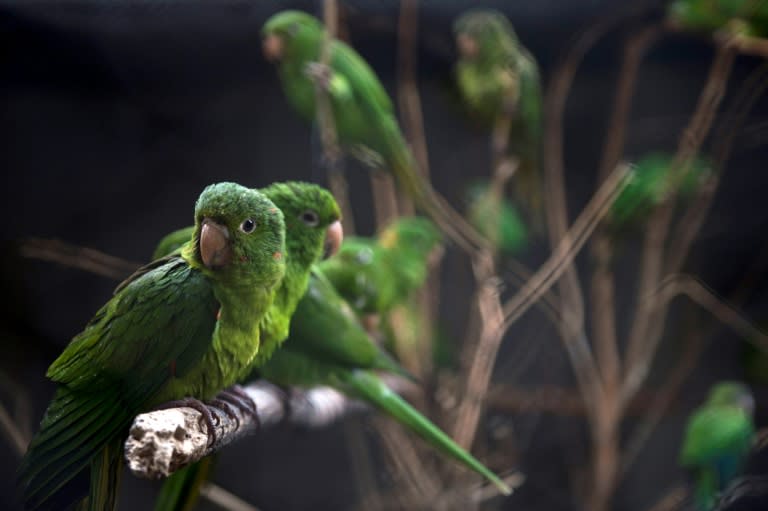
[19,257,219,511]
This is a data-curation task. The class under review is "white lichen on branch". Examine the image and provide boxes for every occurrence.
[124,381,358,479]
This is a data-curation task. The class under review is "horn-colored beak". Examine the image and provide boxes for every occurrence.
[200,218,231,269]
[323,220,344,259]
[262,34,284,62]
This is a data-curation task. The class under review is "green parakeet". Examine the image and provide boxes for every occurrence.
[259,268,513,496]
[261,10,481,250]
[679,381,756,510]
[18,182,287,511]
[317,216,442,316]
[609,152,711,228]
[667,0,768,38]
[153,181,342,511]
[453,9,543,218]
[464,180,528,256]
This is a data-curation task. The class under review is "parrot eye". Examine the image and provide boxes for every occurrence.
[300,210,320,227]
[240,218,257,234]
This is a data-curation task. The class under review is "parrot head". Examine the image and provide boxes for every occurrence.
[188,182,286,286]
[262,10,324,62]
[379,217,442,258]
[262,181,343,268]
[706,381,755,416]
[453,8,520,62]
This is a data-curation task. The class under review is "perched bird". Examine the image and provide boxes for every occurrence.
[261,10,483,250]
[258,268,513,496]
[152,181,342,511]
[679,381,756,510]
[667,0,768,38]
[18,182,287,511]
[318,216,442,317]
[453,9,543,219]
[608,152,711,228]
[464,180,528,256]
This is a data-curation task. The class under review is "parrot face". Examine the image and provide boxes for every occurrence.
[707,381,755,415]
[192,182,286,286]
[262,181,343,269]
[262,10,323,62]
[453,8,520,62]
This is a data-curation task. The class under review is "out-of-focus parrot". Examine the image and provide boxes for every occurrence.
[152,181,342,511]
[18,182,287,511]
[667,0,768,38]
[317,216,442,317]
[261,10,483,251]
[608,152,711,228]
[453,9,543,218]
[464,180,528,256]
[258,268,513,496]
[679,381,756,510]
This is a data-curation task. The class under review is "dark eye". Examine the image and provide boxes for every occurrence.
[240,218,257,233]
[300,210,319,227]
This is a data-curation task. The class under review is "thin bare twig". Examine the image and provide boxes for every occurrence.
[19,238,141,280]
[200,483,263,511]
[0,400,28,456]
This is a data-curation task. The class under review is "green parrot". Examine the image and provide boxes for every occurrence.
[317,216,442,317]
[261,10,483,250]
[153,235,510,511]
[18,182,287,511]
[667,0,768,38]
[258,268,512,496]
[679,381,756,510]
[453,9,543,218]
[464,180,528,256]
[152,181,343,511]
[608,152,711,228]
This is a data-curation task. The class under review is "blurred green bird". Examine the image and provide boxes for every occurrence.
[679,381,756,510]
[464,180,528,256]
[608,152,711,228]
[453,9,543,219]
[667,0,768,38]
[261,9,482,250]
[318,216,443,317]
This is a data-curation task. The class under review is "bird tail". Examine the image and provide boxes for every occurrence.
[154,458,214,511]
[383,121,488,252]
[18,386,129,511]
[339,369,512,495]
[694,468,718,511]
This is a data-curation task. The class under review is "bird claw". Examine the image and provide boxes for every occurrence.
[153,397,219,447]
[213,385,260,430]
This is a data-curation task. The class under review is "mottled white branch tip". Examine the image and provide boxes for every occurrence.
[124,381,358,479]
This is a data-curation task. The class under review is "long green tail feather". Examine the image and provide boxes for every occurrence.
[154,458,214,511]
[341,369,512,495]
[88,438,123,511]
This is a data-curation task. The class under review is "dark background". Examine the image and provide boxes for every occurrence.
[1,1,767,510]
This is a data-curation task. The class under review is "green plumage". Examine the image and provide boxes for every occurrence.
[679,381,756,510]
[464,180,528,255]
[318,216,442,316]
[259,269,512,495]
[262,11,473,244]
[668,0,768,38]
[453,9,543,217]
[609,152,711,228]
[153,181,341,511]
[18,183,286,511]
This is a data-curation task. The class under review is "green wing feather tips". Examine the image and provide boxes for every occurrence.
[465,180,528,255]
[19,182,287,511]
[679,381,756,511]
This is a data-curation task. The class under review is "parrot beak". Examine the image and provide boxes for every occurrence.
[456,33,478,58]
[200,218,232,269]
[262,34,284,61]
[741,394,756,416]
[323,220,343,259]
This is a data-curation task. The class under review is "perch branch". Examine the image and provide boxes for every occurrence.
[125,381,361,479]
[19,238,141,280]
